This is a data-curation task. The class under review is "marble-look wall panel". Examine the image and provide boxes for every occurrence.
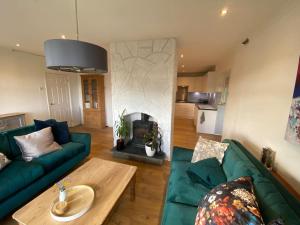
[110,38,177,159]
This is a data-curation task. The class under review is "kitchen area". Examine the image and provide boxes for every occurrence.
[175,71,229,136]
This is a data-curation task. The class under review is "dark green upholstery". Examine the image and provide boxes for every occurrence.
[30,142,85,171]
[168,161,209,206]
[186,157,226,188]
[161,202,198,225]
[5,125,35,159]
[0,125,91,219]
[232,140,300,216]
[172,146,193,161]
[0,161,44,202]
[0,133,11,159]
[161,142,300,225]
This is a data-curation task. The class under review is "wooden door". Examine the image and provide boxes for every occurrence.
[46,73,73,124]
[81,75,105,128]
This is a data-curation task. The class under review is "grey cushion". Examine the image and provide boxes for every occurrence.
[14,127,62,161]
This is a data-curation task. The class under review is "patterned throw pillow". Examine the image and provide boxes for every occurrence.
[195,176,264,225]
[0,152,11,170]
[192,136,229,163]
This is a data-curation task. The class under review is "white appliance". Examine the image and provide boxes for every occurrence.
[196,109,218,134]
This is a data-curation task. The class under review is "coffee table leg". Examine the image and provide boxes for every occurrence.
[130,174,136,201]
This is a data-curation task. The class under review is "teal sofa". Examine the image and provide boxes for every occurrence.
[0,125,91,219]
[161,140,300,225]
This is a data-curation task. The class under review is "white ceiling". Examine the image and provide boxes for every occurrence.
[0,0,288,72]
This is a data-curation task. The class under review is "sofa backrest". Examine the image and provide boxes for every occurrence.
[222,139,300,225]
[3,125,35,159]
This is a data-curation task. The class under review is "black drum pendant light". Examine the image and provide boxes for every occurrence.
[44,0,107,73]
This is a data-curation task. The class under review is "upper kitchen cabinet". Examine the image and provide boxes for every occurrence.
[177,76,207,92]
[206,72,227,93]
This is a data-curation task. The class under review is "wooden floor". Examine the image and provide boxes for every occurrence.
[1,118,220,225]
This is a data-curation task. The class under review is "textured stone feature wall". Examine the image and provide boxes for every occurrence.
[110,38,177,159]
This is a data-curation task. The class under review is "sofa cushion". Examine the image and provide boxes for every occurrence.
[161,202,197,225]
[168,161,210,206]
[34,119,70,145]
[0,133,11,159]
[172,147,193,161]
[0,160,44,202]
[14,127,62,161]
[5,125,35,159]
[168,180,209,207]
[254,177,300,224]
[195,176,264,225]
[0,153,11,170]
[187,157,226,189]
[192,137,229,163]
[32,142,85,172]
[222,142,261,181]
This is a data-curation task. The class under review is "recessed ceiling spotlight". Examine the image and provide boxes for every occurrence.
[61,35,66,39]
[16,43,20,47]
[221,8,228,16]
[181,65,185,68]
[180,54,184,58]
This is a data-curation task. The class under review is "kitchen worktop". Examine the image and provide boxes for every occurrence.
[176,101,217,110]
[196,104,217,111]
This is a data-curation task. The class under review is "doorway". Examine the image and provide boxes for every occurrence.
[45,73,73,125]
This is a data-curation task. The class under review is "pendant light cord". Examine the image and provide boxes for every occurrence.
[75,0,79,40]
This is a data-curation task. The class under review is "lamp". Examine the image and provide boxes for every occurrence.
[44,0,107,73]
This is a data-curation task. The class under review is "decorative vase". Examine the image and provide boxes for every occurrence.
[117,139,125,150]
[145,143,156,157]
[59,189,67,202]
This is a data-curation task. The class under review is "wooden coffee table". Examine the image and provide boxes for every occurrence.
[13,158,137,225]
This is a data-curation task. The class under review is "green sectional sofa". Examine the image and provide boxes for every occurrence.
[0,125,91,219]
[161,140,300,225]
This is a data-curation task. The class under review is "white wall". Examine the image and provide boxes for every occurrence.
[110,38,177,159]
[0,46,82,126]
[0,47,49,124]
[217,2,300,192]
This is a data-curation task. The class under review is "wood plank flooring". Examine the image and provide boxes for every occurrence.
[1,119,219,225]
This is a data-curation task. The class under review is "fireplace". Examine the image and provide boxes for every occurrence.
[132,113,154,148]
[112,112,165,165]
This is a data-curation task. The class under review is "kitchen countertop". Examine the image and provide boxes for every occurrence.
[196,104,217,111]
[175,101,217,110]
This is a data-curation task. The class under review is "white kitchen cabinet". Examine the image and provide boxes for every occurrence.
[196,109,218,134]
[206,72,226,93]
[175,103,195,119]
[194,105,198,126]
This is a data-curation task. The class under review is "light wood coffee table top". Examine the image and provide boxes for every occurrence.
[13,158,137,225]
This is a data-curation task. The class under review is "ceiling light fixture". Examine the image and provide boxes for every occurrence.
[221,8,228,16]
[61,35,66,39]
[180,54,184,58]
[44,0,107,73]
[15,43,20,47]
[181,65,185,68]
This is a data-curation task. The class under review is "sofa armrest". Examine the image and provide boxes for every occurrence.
[70,132,91,155]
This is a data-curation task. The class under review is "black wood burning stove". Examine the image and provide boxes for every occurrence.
[132,113,154,148]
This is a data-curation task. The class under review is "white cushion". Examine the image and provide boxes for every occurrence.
[14,127,62,161]
[191,136,229,163]
[0,153,10,170]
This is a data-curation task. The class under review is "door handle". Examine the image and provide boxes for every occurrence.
[50,103,55,105]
